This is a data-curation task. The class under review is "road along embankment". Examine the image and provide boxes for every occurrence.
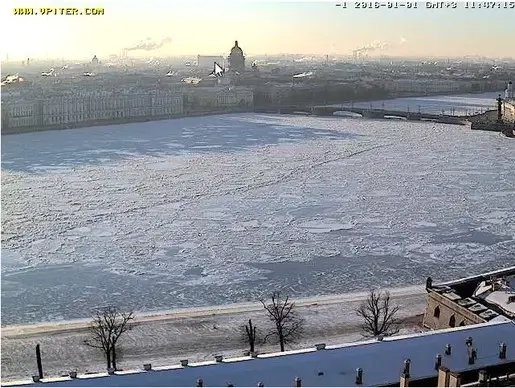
[1,288,427,382]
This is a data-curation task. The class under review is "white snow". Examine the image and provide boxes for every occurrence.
[1,105,514,324]
[5,321,515,387]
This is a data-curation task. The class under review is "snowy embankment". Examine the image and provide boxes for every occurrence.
[1,113,514,326]
[1,287,426,382]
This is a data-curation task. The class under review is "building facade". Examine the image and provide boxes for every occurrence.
[183,86,253,112]
[197,56,224,69]
[2,91,184,131]
[503,100,515,123]
[423,267,515,331]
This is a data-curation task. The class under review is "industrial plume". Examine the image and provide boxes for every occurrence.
[126,37,172,52]
[352,37,407,57]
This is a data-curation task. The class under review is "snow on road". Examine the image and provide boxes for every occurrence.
[1,288,426,382]
[2,112,514,325]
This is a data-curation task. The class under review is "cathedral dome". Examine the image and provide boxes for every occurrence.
[230,41,243,55]
[228,40,245,73]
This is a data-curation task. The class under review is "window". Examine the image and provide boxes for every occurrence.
[449,315,456,328]
[434,306,440,318]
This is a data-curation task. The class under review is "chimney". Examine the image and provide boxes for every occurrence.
[435,354,442,370]
[468,348,477,365]
[400,373,409,387]
[355,368,363,385]
[438,366,450,387]
[197,378,203,387]
[449,372,461,387]
[445,344,452,355]
[403,359,411,378]
[466,337,473,347]
[499,343,507,359]
[294,377,301,387]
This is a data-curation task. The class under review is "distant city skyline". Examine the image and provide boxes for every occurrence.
[1,0,513,61]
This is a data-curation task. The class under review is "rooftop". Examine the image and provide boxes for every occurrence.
[429,266,515,321]
[5,321,515,387]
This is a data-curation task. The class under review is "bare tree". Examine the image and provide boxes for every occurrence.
[84,307,135,370]
[260,292,303,352]
[356,290,400,338]
[242,318,258,353]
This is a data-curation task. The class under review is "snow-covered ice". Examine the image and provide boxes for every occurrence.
[1,107,514,325]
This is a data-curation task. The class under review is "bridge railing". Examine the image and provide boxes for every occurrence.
[335,103,494,117]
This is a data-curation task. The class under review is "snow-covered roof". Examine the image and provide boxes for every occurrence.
[5,321,515,387]
[436,266,515,288]
[474,276,515,317]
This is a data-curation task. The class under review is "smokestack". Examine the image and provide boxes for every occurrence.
[355,368,363,385]
[434,354,442,370]
[400,373,409,387]
[468,348,477,365]
[499,343,507,359]
[403,359,411,378]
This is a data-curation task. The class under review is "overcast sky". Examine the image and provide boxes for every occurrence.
[1,0,513,60]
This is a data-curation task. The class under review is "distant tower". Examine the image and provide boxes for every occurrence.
[27,57,30,66]
[228,40,245,73]
[92,55,99,65]
[505,80,513,99]
[497,94,503,122]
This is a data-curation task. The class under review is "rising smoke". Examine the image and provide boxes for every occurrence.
[353,37,407,57]
[126,37,173,52]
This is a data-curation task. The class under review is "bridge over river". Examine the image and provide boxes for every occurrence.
[254,104,490,126]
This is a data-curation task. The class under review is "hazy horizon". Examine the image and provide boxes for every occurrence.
[1,0,513,61]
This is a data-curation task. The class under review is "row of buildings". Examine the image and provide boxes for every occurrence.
[1,87,254,132]
[380,78,505,94]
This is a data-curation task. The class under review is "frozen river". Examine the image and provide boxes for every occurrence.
[2,108,514,325]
